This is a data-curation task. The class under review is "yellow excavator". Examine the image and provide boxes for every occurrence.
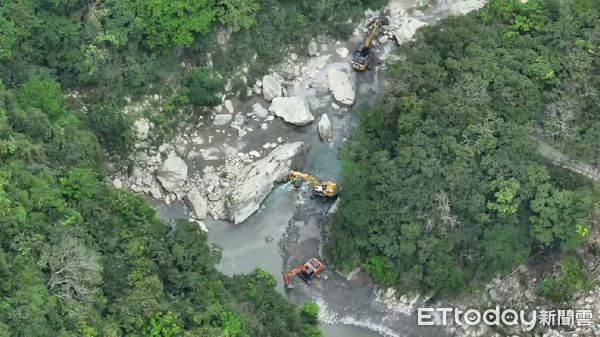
[288,171,338,198]
[352,14,389,72]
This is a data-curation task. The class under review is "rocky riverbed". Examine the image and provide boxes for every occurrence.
[107,1,599,336]
[111,0,488,229]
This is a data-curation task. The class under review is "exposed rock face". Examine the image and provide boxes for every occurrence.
[112,178,123,189]
[213,114,233,126]
[336,47,349,58]
[318,113,333,142]
[251,103,269,118]
[307,40,319,56]
[134,118,150,141]
[157,152,188,192]
[224,100,234,114]
[327,68,355,106]
[185,189,207,220]
[269,97,314,125]
[391,17,426,44]
[327,197,340,216]
[192,219,209,233]
[223,141,310,224]
[262,75,282,102]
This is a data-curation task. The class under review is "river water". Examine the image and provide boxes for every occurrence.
[156,1,487,336]
[157,62,393,336]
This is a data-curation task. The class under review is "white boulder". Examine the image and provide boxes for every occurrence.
[224,100,234,114]
[157,152,188,192]
[134,118,150,141]
[185,189,207,219]
[262,75,282,102]
[308,40,319,56]
[327,68,355,106]
[251,103,269,118]
[336,47,349,58]
[112,178,123,189]
[213,114,233,126]
[224,142,310,224]
[392,17,427,45]
[268,97,314,125]
[318,113,333,142]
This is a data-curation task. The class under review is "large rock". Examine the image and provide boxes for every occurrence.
[262,75,282,102]
[336,47,349,58]
[327,69,355,106]
[307,40,319,56]
[391,17,427,45]
[268,97,314,125]
[185,189,207,219]
[213,114,233,126]
[318,113,333,142]
[134,118,150,141]
[327,197,340,216]
[157,152,188,192]
[251,103,269,118]
[224,142,310,224]
[224,100,234,114]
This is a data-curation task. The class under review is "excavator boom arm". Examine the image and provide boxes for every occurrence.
[283,257,326,288]
[283,267,304,286]
[364,22,382,48]
[288,171,321,187]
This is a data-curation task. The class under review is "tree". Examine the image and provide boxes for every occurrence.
[183,67,224,107]
[144,312,182,337]
[0,11,17,60]
[17,76,65,121]
[128,0,217,47]
[217,0,259,32]
[529,185,592,249]
[537,255,592,302]
[300,301,319,324]
[85,103,134,157]
[40,236,103,305]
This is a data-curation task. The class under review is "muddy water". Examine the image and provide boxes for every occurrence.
[157,40,424,337]
[203,185,296,292]
[156,2,488,336]
[320,324,385,337]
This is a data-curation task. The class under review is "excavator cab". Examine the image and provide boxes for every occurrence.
[284,257,325,289]
[351,46,373,72]
[352,14,388,72]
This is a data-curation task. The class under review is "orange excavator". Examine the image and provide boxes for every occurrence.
[283,257,325,289]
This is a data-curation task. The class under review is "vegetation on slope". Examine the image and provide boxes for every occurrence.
[0,79,320,336]
[1,0,386,154]
[327,0,599,297]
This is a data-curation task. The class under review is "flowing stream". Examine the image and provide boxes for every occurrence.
[156,1,487,335]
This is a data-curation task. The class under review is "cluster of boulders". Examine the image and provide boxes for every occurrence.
[376,287,427,316]
[454,265,600,337]
[113,138,310,225]
[110,12,372,226]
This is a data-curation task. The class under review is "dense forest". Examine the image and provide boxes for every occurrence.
[0,79,322,336]
[0,0,375,336]
[327,0,599,297]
